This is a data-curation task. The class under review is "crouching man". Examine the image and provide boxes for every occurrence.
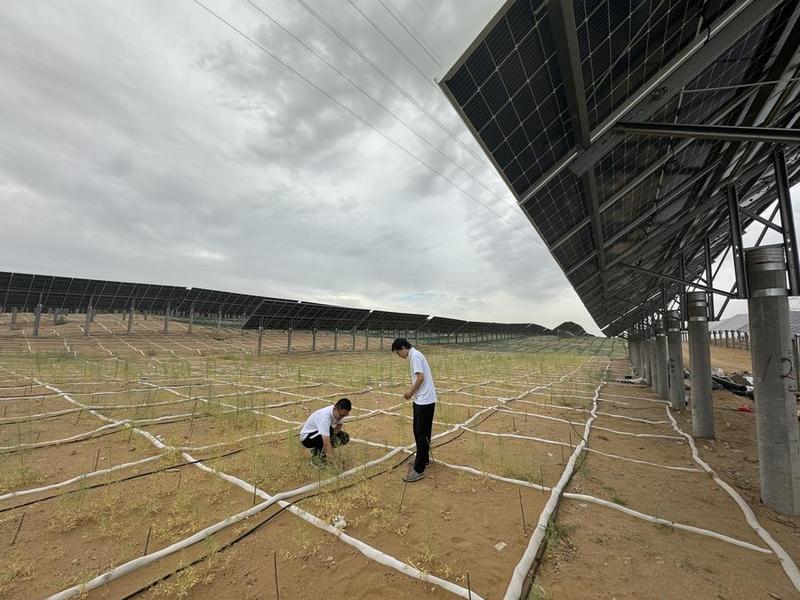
[300,397,351,466]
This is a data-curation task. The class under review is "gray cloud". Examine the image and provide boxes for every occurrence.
[0,0,601,333]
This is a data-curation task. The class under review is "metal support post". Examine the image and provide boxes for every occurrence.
[648,320,658,392]
[164,303,170,334]
[725,330,730,348]
[257,326,264,357]
[334,328,338,351]
[655,313,669,399]
[745,332,750,350]
[312,328,317,351]
[351,327,356,351]
[83,305,91,336]
[188,304,194,334]
[52,309,59,325]
[687,292,714,438]
[364,328,369,351]
[667,310,685,410]
[127,301,135,335]
[32,304,42,337]
[217,308,222,334]
[287,328,293,354]
[414,329,419,346]
[727,183,749,299]
[10,307,17,330]
[745,245,800,515]
[773,146,800,295]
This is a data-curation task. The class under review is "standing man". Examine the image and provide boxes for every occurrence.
[391,338,436,482]
[300,398,351,467]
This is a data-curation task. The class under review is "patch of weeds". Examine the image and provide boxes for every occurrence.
[0,464,44,495]
[152,541,230,599]
[611,494,627,506]
[0,553,34,595]
[527,583,546,600]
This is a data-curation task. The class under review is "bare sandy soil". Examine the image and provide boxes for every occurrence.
[0,314,796,599]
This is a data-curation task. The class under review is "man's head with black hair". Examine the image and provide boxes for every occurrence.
[333,397,352,419]
[391,338,412,359]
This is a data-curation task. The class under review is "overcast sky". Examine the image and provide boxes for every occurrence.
[2,2,798,336]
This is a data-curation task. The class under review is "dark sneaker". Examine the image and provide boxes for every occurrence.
[309,455,327,469]
[403,469,425,482]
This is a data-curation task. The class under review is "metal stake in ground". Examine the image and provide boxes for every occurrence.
[399,479,408,514]
[10,512,25,545]
[517,488,527,535]
[466,570,473,600]
[273,551,280,600]
[142,525,153,556]
[93,448,101,472]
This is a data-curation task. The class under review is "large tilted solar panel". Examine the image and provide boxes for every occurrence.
[363,310,430,330]
[422,317,469,333]
[441,0,800,335]
[0,273,186,312]
[181,288,264,317]
[2,271,583,336]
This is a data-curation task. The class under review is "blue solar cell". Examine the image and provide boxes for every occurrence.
[482,71,509,113]
[496,102,519,137]
[508,126,529,155]
[479,118,504,151]
[463,93,492,131]
[485,17,515,65]
[507,0,537,44]
[446,66,477,106]
[512,84,536,120]
[499,52,527,97]
[465,42,495,83]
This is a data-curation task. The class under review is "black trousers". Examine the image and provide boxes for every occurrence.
[412,402,435,473]
[301,428,349,456]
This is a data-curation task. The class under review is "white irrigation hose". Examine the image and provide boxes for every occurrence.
[459,426,700,473]
[0,454,161,502]
[0,421,125,452]
[503,362,609,600]
[665,405,800,591]
[561,493,771,554]
[36,362,589,600]
[406,450,772,555]
[38,377,482,600]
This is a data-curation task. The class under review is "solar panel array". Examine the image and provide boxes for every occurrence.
[441,0,800,335]
[0,271,571,336]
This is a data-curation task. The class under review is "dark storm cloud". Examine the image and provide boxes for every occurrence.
[0,0,601,333]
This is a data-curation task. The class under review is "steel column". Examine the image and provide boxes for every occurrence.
[127,301,135,335]
[655,313,669,399]
[773,146,800,294]
[687,292,715,438]
[667,310,685,410]
[745,245,800,514]
[32,304,42,337]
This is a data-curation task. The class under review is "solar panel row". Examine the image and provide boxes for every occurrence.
[0,271,568,335]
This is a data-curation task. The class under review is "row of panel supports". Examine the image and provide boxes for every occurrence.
[627,245,800,515]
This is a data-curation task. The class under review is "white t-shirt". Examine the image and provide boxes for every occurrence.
[300,406,341,440]
[409,347,436,405]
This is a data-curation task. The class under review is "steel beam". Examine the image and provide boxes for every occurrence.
[567,0,784,177]
[773,145,800,294]
[615,122,800,145]
[727,183,749,298]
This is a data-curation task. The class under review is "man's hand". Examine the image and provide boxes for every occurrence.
[403,390,413,400]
